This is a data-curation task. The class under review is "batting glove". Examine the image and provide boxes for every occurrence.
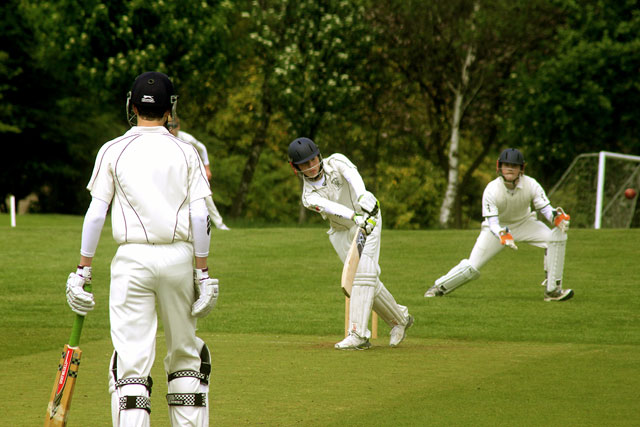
[499,228,518,250]
[553,207,570,232]
[192,268,219,318]
[357,191,379,216]
[353,213,377,235]
[66,266,95,316]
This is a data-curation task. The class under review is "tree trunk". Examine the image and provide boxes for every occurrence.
[439,44,475,228]
[438,2,479,228]
[231,85,272,217]
[439,90,464,228]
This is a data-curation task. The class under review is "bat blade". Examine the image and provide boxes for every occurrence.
[341,227,367,297]
[45,315,85,426]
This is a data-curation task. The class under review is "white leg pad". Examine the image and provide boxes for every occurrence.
[109,351,152,427]
[196,337,211,427]
[166,338,210,427]
[434,259,480,295]
[349,284,375,339]
[546,227,567,292]
[167,377,204,427]
[373,283,409,327]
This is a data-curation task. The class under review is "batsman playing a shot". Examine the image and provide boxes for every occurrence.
[424,148,574,301]
[65,71,218,426]
[288,137,414,350]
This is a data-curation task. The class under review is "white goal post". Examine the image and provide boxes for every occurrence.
[548,151,640,229]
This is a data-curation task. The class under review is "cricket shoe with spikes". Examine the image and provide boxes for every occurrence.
[335,333,371,350]
[544,288,574,302]
[389,315,414,348]
[424,284,443,298]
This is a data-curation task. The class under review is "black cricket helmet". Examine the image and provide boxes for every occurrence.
[126,71,178,126]
[288,137,325,179]
[496,148,525,175]
[288,137,320,165]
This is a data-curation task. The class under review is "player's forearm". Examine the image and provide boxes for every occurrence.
[190,197,211,257]
[486,216,502,237]
[304,197,355,220]
[195,256,207,269]
[539,204,554,223]
[80,198,108,258]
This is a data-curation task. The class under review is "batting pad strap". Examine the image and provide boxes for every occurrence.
[166,393,207,407]
[168,370,209,385]
[119,395,151,413]
[116,377,154,394]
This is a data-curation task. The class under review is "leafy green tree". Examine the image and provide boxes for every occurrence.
[230,0,375,221]
[4,0,233,213]
[502,0,640,186]
[370,0,563,227]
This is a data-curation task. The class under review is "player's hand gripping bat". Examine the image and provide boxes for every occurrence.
[45,285,91,426]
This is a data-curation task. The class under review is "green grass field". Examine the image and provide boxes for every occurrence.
[1,214,639,426]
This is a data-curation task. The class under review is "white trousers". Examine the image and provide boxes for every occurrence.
[109,242,201,425]
[469,214,552,270]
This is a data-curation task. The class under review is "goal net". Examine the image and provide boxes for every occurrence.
[548,151,640,229]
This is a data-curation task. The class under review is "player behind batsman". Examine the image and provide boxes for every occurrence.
[288,137,414,350]
[424,148,574,301]
[64,71,219,426]
[168,115,230,230]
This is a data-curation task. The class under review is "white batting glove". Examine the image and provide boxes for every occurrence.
[553,207,570,232]
[66,266,95,316]
[192,268,219,318]
[353,213,377,235]
[499,228,518,250]
[357,191,379,216]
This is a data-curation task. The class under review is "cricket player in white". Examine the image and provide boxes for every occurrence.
[65,72,219,426]
[168,116,230,231]
[288,137,414,350]
[424,148,574,301]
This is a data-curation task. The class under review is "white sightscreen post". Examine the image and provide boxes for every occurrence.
[10,194,16,227]
[594,151,606,229]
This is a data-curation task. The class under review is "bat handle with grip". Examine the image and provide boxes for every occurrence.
[69,283,91,348]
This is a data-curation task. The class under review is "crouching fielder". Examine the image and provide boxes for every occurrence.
[288,138,414,350]
[424,148,573,302]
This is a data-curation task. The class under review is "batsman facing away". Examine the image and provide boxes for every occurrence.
[63,71,218,426]
[288,137,414,350]
[425,148,574,302]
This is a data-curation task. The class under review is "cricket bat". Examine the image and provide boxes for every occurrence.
[341,227,367,297]
[341,227,378,338]
[45,304,89,426]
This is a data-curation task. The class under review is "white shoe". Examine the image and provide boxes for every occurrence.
[389,315,414,347]
[217,224,231,230]
[424,285,443,298]
[544,288,574,301]
[335,333,371,350]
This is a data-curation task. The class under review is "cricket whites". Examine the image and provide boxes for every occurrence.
[45,306,88,426]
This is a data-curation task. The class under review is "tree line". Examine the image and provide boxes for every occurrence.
[1,0,639,228]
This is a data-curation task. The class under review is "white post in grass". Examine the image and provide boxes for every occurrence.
[594,152,606,229]
[10,194,16,227]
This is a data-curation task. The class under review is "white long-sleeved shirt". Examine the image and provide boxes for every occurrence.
[300,153,370,231]
[86,126,211,245]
